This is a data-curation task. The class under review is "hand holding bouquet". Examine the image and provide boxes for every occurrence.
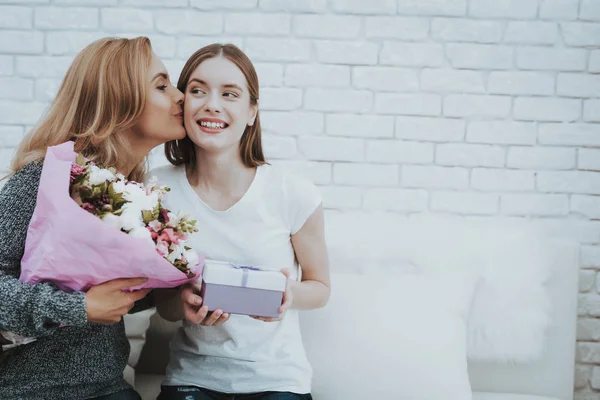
[2,141,204,351]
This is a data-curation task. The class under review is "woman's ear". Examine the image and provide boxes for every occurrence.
[248,101,259,126]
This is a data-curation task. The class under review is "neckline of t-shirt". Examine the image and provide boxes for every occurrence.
[179,164,265,214]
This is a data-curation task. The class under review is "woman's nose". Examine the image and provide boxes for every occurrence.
[204,93,221,113]
[173,88,184,105]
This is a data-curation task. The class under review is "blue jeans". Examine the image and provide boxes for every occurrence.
[91,388,142,400]
[157,385,312,400]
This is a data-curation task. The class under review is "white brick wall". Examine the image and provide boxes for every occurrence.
[488,71,555,96]
[0,1,598,396]
[585,100,600,122]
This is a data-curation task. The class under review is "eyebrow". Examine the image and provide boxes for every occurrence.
[152,72,169,81]
[188,78,244,92]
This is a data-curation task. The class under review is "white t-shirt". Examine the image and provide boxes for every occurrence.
[150,163,322,394]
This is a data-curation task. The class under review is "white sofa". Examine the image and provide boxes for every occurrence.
[124,216,579,400]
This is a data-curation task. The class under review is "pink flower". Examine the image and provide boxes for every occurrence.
[156,239,169,257]
[157,228,178,244]
[148,220,163,233]
[70,163,86,183]
[81,203,96,213]
[71,163,85,177]
[146,226,158,240]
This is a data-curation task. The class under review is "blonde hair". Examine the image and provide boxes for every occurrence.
[11,36,153,182]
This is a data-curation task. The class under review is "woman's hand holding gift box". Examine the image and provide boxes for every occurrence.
[251,268,294,322]
[180,282,231,327]
[179,260,289,324]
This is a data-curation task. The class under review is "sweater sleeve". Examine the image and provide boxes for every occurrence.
[0,161,88,338]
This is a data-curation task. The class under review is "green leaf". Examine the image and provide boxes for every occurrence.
[111,193,126,211]
[142,210,154,225]
[76,153,86,167]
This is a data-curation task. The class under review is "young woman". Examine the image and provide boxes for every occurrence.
[0,36,185,400]
[153,43,330,400]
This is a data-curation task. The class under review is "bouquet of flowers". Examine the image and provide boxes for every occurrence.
[69,153,199,277]
[1,141,203,351]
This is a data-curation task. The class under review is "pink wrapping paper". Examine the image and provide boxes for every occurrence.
[19,141,203,293]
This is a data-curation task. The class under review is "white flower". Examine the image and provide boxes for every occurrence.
[122,183,146,202]
[120,203,144,231]
[111,180,126,194]
[115,172,126,180]
[122,183,159,211]
[102,214,123,230]
[146,191,160,210]
[129,226,154,247]
[88,165,116,185]
[183,248,199,267]
[166,244,183,264]
[166,212,181,228]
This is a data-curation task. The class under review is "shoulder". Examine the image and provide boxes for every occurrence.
[259,163,322,233]
[1,160,43,194]
[0,161,43,229]
[15,160,43,180]
[260,163,318,195]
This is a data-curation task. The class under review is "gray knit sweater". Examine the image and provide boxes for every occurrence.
[0,161,151,400]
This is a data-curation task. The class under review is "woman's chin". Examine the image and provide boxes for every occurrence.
[169,127,187,141]
[191,139,226,153]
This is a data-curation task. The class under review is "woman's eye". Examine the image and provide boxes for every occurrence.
[157,85,167,91]
[190,88,205,95]
[223,92,238,98]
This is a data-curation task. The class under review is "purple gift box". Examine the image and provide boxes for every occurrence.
[199,260,286,318]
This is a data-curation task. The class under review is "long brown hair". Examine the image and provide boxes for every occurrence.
[11,36,153,182]
[165,43,266,169]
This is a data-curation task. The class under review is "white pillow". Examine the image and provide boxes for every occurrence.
[398,216,553,362]
[299,271,477,400]
[324,213,553,363]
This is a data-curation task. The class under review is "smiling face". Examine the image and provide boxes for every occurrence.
[164,43,266,168]
[183,56,258,156]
